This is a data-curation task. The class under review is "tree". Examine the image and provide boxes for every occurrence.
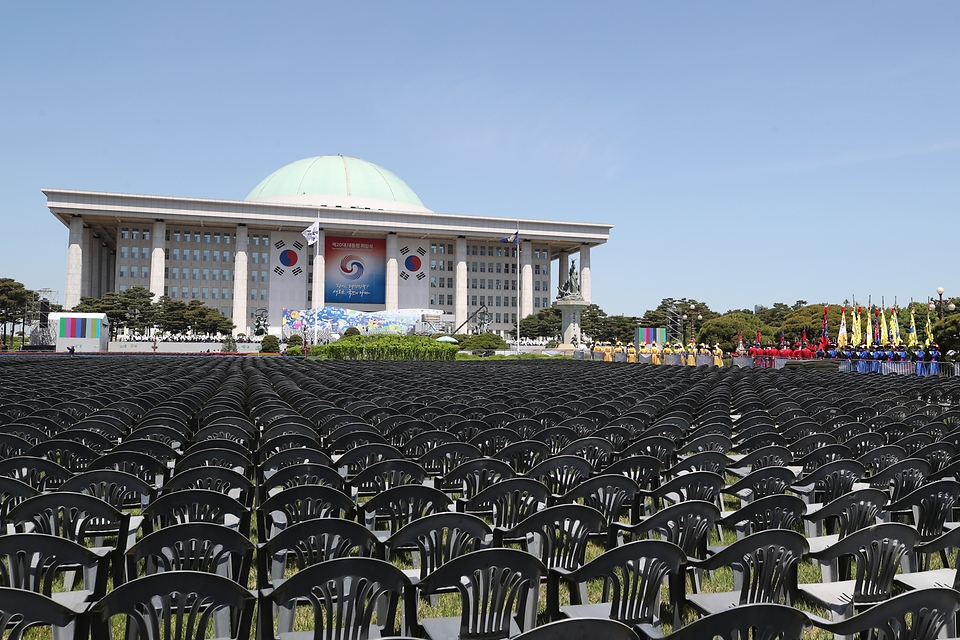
[120,287,157,336]
[518,307,562,340]
[0,278,30,346]
[155,297,189,335]
[260,335,280,352]
[754,303,791,327]
[696,312,776,351]
[593,314,641,344]
[73,291,128,339]
[184,300,233,335]
[580,304,608,340]
[286,334,304,347]
[459,333,507,351]
[780,304,844,346]
[933,315,960,353]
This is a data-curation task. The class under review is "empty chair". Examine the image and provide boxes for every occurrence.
[636,471,725,516]
[350,459,428,496]
[896,525,960,588]
[634,603,810,640]
[528,456,595,498]
[142,488,251,538]
[722,466,795,505]
[604,455,661,492]
[868,457,931,501]
[558,474,639,532]
[403,548,545,640]
[125,521,253,587]
[610,500,721,567]
[665,451,729,477]
[0,588,88,640]
[494,440,551,474]
[791,459,865,506]
[457,477,551,529]
[59,469,155,513]
[359,485,453,542]
[726,445,792,477]
[885,479,960,543]
[90,571,255,640]
[560,437,616,472]
[686,530,809,617]
[257,484,357,538]
[0,456,73,491]
[87,450,169,487]
[811,587,960,640]
[495,504,606,576]
[439,458,514,500]
[513,618,640,640]
[258,517,383,591]
[258,462,347,502]
[0,475,38,523]
[385,512,491,585]
[547,539,686,632]
[798,522,920,623]
[162,465,255,508]
[716,494,807,542]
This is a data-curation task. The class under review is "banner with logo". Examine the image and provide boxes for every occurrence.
[325,236,386,305]
[397,240,429,308]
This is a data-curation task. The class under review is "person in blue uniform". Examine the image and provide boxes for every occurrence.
[857,345,870,373]
[913,346,927,376]
[869,345,882,373]
[929,343,941,376]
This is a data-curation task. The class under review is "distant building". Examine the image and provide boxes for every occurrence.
[46,155,612,335]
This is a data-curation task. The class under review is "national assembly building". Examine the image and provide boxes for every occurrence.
[45,156,612,337]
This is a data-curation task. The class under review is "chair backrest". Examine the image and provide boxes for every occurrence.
[723,466,795,501]
[258,518,382,588]
[163,466,255,507]
[604,455,662,491]
[813,587,960,640]
[528,456,594,496]
[0,476,38,523]
[719,494,807,535]
[0,532,110,599]
[6,491,130,545]
[59,469,155,511]
[886,479,960,540]
[258,484,357,536]
[615,500,720,558]
[416,548,546,640]
[0,456,73,491]
[142,488,250,537]
[0,588,80,640]
[462,478,551,529]
[497,504,605,571]
[661,603,810,640]
[559,474,639,529]
[440,458,514,499]
[263,557,408,640]
[125,521,253,585]
[561,540,685,627]
[351,459,427,495]
[386,512,491,580]
[693,530,809,605]
[360,485,453,534]
[792,459,865,503]
[513,618,640,640]
[259,462,346,498]
[90,570,255,640]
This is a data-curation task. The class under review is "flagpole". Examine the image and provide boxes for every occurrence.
[313,212,320,348]
[515,228,520,356]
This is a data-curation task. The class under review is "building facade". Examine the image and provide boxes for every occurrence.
[45,156,612,336]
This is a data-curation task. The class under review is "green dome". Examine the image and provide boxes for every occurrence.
[245,155,427,211]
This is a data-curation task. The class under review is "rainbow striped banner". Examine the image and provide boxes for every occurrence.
[60,317,101,339]
[636,327,667,345]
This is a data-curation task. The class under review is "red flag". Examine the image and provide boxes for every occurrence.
[802,327,808,346]
[818,306,830,351]
[756,328,762,345]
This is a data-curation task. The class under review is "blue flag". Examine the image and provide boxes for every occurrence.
[500,230,519,244]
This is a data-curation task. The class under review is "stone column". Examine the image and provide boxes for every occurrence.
[454,236,467,331]
[149,220,166,301]
[520,240,534,320]
[232,225,248,336]
[81,227,96,299]
[385,232,398,310]
[312,229,325,310]
[98,243,111,298]
[65,216,84,309]
[558,250,569,293]
[580,244,592,303]
[106,250,116,294]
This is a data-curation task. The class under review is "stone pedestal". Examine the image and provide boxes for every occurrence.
[555,298,590,355]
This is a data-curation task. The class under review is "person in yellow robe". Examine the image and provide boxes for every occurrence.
[602,341,614,362]
[592,342,603,360]
[659,342,672,363]
[626,342,637,363]
[686,344,697,366]
[713,343,724,367]
[650,342,661,364]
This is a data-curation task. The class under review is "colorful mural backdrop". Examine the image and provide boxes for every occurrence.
[325,236,386,304]
[636,327,668,345]
[282,307,445,335]
[59,317,101,339]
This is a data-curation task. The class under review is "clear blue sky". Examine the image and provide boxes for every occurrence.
[2,2,957,316]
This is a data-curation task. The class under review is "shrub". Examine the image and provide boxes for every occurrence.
[459,332,507,351]
[285,345,302,356]
[308,344,326,357]
[286,334,304,347]
[342,327,361,338]
[323,335,458,361]
[260,335,280,353]
[221,335,237,353]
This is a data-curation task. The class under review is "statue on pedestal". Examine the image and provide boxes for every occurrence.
[557,260,583,301]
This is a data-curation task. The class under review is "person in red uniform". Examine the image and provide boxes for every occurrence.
[800,343,815,359]
[779,344,793,359]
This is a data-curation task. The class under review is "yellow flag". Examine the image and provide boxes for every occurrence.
[852,306,862,347]
[866,308,873,348]
[891,308,901,346]
[879,305,889,345]
[907,304,918,347]
[837,308,848,348]
[925,310,934,347]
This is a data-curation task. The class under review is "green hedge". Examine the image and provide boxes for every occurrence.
[314,335,459,361]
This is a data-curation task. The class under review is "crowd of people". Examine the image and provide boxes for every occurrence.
[744,341,952,375]
[586,341,726,366]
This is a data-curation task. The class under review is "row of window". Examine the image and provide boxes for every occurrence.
[471,295,517,308]
[118,266,148,279]
[167,268,236,281]
[120,228,151,241]
[468,279,517,290]
[164,231,269,245]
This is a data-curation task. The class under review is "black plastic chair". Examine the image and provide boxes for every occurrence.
[811,587,960,640]
[636,471,725,516]
[359,485,453,542]
[59,469,155,512]
[604,455,662,492]
[163,465,255,508]
[350,459,427,496]
[791,459,865,506]
[124,521,253,587]
[260,557,409,640]
[87,450,169,487]
[528,456,595,498]
[547,539,686,632]
[558,474,639,532]
[0,456,73,491]
[686,529,809,616]
[90,571,255,640]
[258,462,347,502]
[513,618,640,640]
[257,517,383,590]
[457,477,551,529]
[716,493,807,541]
[403,548,546,640]
[257,484,357,538]
[0,475,38,523]
[634,603,810,640]
[0,587,87,640]
[722,466,795,505]
[385,511,492,585]
[885,479,960,543]
[142,488,251,538]
[438,457,514,499]
[495,504,606,575]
